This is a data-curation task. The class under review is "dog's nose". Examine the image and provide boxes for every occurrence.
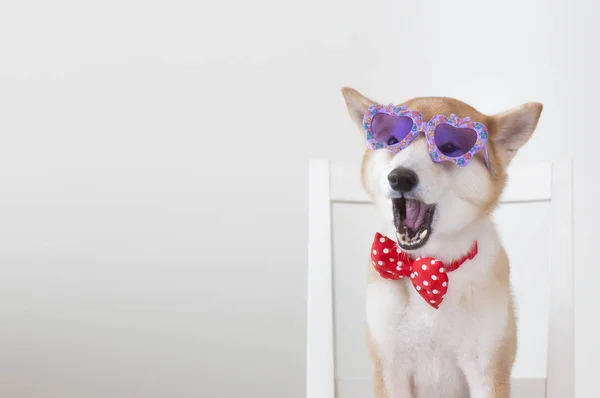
[387,167,418,192]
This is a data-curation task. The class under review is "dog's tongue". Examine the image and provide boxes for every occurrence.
[404,199,427,230]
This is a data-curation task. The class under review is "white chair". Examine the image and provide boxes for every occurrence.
[306,159,573,398]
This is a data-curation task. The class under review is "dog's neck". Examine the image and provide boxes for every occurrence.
[385,215,496,264]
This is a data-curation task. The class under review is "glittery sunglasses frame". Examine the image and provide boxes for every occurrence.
[363,104,490,169]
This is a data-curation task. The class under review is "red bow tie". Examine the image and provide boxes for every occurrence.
[371,233,478,309]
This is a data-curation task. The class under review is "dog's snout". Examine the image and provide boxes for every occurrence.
[387,167,418,192]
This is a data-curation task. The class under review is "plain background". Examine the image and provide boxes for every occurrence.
[0,0,598,397]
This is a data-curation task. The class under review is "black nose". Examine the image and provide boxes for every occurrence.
[387,167,418,192]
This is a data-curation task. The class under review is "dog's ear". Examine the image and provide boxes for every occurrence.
[341,87,376,129]
[491,102,543,166]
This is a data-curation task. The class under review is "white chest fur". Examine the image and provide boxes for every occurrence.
[365,220,512,398]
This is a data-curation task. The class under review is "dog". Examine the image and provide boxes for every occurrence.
[341,87,543,398]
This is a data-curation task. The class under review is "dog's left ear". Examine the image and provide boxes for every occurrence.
[491,102,543,166]
[341,87,376,129]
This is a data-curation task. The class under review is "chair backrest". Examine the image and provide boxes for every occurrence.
[306,159,573,398]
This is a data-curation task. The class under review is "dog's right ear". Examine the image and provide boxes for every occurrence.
[490,102,543,167]
[341,87,376,129]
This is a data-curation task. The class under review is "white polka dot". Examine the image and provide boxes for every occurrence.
[433,289,439,294]
[399,275,404,279]
[372,261,376,265]
[378,261,383,266]
[442,282,447,287]
[398,261,403,267]
[431,275,437,280]
[379,237,386,243]
[396,248,401,253]
[430,260,436,265]
[430,300,436,304]
[383,248,389,254]
[410,273,415,278]
[389,258,395,263]
[421,264,427,270]
[439,267,445,273]
[414,271,419,276]
[386,270,393,274]
[416,286,421,291]
[373,250,377,255]
[416,257,421,261]
[397,265,402,271]
[423,281,429,286]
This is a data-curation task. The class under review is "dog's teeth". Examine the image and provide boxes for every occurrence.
[396,232,406,245]
[397,229,429,247]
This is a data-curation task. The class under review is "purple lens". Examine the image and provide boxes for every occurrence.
[371,114,413,146]
[433,124,478,157]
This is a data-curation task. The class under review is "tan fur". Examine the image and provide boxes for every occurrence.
[367,328,390,398]
[488,249,517,397]
[342,87,542,398]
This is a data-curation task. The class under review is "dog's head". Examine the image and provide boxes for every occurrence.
[342,87,543,252]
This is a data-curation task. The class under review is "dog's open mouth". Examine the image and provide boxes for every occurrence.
[392,198,436,250]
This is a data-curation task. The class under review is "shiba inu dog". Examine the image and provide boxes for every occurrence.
[341,87,543,398]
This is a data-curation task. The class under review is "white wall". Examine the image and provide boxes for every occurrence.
[564,2,600,397]
[0,0,597,397]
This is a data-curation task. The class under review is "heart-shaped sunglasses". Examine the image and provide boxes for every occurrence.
[363,104,490,169]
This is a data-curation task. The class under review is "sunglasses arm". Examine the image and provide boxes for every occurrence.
[483,146,493,173]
